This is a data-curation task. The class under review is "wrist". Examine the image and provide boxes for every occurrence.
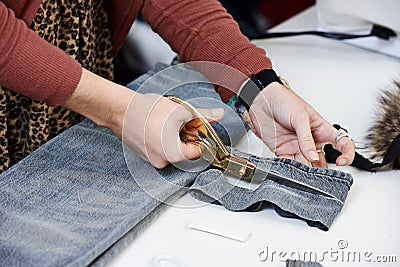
[238,69,289,110]
[63,68,135,138]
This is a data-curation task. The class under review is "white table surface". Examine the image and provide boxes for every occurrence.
[110,7,400,267]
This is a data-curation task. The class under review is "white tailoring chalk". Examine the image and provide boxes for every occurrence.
[151,254,188,267]
[188,221,251,242]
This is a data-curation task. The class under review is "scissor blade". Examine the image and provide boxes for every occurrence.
[251,167,338,199]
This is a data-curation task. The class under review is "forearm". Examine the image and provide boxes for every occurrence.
[63,68,135,139]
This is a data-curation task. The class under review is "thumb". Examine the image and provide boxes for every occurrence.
[182,108,224,136]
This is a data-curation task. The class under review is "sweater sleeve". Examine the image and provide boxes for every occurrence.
[140,0,273,102]
[0,2,82,106]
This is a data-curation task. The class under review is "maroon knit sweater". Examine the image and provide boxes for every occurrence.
[0,0,272,106]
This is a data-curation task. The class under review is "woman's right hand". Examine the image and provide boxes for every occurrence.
[123,93,224,168]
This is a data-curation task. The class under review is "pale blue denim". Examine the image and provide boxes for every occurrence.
[0,63,352,266]
[0,119,197,267]
[190,147,353,231]
[0,63,245,267]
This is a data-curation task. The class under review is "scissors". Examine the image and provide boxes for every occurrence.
[167,96,337,199]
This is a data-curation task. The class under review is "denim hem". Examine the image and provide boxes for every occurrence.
[189,148,353,231]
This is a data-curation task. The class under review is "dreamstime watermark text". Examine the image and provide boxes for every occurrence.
[258,240,397,264]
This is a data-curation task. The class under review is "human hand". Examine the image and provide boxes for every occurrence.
[123,93,224,168]
[249,82,355,168]
[63,69,224,169]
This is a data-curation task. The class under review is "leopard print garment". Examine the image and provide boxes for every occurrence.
[0,0,114,172]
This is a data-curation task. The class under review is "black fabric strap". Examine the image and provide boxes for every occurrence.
[250,24,397,41]
[323,124,400,171]
[238,69,282,110]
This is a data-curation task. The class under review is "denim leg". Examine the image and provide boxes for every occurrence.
[0,62,247,267]
[89,188,187,267]
[0,119,199,267]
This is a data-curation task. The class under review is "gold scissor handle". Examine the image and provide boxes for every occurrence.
[167,95,256,180]
[167,95,230,159]
[179,128,219,164]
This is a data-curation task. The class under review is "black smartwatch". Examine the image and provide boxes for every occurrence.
[238,69,289,110]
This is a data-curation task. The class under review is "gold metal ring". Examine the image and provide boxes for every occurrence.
[316,147,325,155]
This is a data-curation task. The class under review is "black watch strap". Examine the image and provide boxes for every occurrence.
[238,69,283,110]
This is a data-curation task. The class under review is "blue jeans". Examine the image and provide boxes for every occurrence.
[190,147,352,231]
[0,63,352,266]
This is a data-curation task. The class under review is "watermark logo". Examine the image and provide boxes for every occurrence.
[258,240,397,264]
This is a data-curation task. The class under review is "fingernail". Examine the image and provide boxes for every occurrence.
[338,159,347,166]
[308,151,319,162]
[212,108,224,117]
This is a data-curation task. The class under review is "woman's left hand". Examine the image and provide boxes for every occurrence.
[249,82,355,168]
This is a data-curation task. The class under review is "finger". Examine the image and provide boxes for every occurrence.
[294,153,312,167]
[185,108,224,134]
[325,126,356,166]
[293,116,319,163]
[311,150,328,168]
[335,137,356,166]
[197,108,224,122]
[174,104,194,123]
[178,142,202,161]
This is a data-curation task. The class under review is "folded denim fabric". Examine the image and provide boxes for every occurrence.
[190,148,353,231]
